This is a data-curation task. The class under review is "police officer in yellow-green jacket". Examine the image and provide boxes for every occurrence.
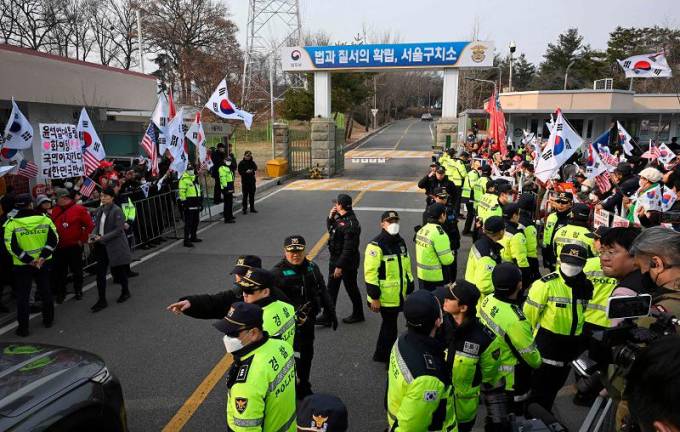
[518,193,540,283]
[465,216,505,299]
[479,263,542,416]
[178,165,202,247]
[524,244,593,412]
[387,290,457,431]
[472,165,492,213]
[416,203,455,291]
[219,159,236,223]
[541,191,573,271]
[462,160,480,236]
[440,280,503,432]
[215,302,297,431]
[446,150,469,217]
[500,203,532,290]
[3,194,59,337]
[365,211,414,363]
[552,203,597,261]
[477,180,514,226]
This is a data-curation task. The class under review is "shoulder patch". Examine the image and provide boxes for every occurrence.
[540,272,559,282]
[436,225,445,235]
[423,353,436,370]
[423,390,439,402]
[234,397,248,414]
[235,357,253,383]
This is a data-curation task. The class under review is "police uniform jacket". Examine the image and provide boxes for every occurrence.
[271,257,334,316]
[464,234,503,297]
[327,210,361,269]
[421,205,461,251]
[179,287,292,320]
[417,174,457,204]
[364,230,414,309]
[237,159,258,190]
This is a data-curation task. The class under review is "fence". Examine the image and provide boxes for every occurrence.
[335,128,346,175]
[289,128,312,174]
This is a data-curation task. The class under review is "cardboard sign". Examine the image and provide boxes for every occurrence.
[39,123,84,179]
[594,208,610,229]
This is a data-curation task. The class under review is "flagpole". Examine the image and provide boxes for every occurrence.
[629,78,634,91]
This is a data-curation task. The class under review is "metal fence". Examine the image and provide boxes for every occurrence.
[289,128,312,174]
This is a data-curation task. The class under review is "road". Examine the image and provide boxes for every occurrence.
[2,119,587,431]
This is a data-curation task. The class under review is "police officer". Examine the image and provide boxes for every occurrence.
[477,180,514,226]
[215,302,297,431]
[415,203,455,291]
[386,290,456,431]
[583,227,622,332]
[178,164,202,247]
[461,160,481,235]
[417,164,456,207]
[428,187,461,281]
[441,149,468,217]
[552,203,596,260]
[219,158,236,223]
[320,194,364,324]
[472,165,492,219]
[500,203,532,290]
[541,191,573,271]
[440,280,502,432]
[465,216,504,299]
[518,193,540,283]
[479,263,542,414]
[3,193,58,337]
[271,235,338,398]
[364,211,414,363]
[524,244,593,411]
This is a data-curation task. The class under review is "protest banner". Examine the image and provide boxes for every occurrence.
[39,123,84,179]
[594,208,610,229]
[612,214,630,227]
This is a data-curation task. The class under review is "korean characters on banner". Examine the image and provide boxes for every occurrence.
[612,214,630,228]
[39,123,84,179]
[593,208,611,229]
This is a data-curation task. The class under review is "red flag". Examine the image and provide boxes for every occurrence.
[168,87,176,121]
[485,90,507,156]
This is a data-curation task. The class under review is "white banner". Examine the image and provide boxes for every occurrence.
[39,123,84,179]
[594,208,610,229]
[612,214,630,227]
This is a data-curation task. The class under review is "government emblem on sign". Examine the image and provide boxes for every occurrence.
[471,45,487,63]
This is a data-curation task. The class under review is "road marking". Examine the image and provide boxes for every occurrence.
[393,119,418,150]
[354,124,392,149]
[284,179,420,193]
[353,206,423,213]
[345,150,431,159]
[429,123,434,141]
[162,188,367,431]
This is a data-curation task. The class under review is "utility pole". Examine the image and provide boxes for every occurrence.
[136,9,144,73]
[509,41,516,92]
[270,53,275,159]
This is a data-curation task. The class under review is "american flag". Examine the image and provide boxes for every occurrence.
[595,171,612,193]
[641,140,662,160]
[80,177,96,198]
[16,159,38,178]
[83,148,103,175]
[140,122,159,176]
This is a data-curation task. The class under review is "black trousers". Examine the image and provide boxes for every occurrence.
[183,207,199,241]
[294,316,315,397]
[242,186,255,211]
[52,245,84,297]
[463,202,476,233]
[212,177,222,203]
[327,263,364,318]
[418,278,444,291]
[222,188,234,221]
[14,264,53,330]
[528,257,541,283]
[94,244,129,303]
[374,307,400,361]
[530,361,572,412]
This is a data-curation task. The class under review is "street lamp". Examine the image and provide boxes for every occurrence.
[564,59,576,90]
[509,41,516,92]
[465,77,498,95]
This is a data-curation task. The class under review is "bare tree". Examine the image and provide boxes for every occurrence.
[88,0,118,65]
[10,0,64,50]
[0,0,20,44]
[107,0,138,69]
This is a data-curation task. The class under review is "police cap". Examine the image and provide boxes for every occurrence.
[432,187,449,199]
[284,235,306,252]
[336,194,352,209]
[484,216,505,234]
[571,203,590,221]
[517,192,536,212]
[492,263,522,294]
[502,203,520,219]
[425,203,447,219]
[380,211,399,222]
[585,226,610,239]
[435,165,446,174]
[213,302,263,335]
[560,244,588,266]
[297,393,349,432]
[554,191,573,204]
[14,193,32,208]
[447,280,481,310]
[235,268,274,292]
[230,255,262,275]
[404,290,441,332]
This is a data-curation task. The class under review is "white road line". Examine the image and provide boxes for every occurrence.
[353,206,423,213]
[429,123,434,141]
[0,187,285,336]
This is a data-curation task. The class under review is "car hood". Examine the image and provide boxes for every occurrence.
[0,342,105,417]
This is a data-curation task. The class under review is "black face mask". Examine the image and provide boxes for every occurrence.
[640,271,658,295]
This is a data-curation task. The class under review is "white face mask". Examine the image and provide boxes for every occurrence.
[581,185,590,193]
[560,262,583,277]
[222,334,244,353]
[386,223,400,235]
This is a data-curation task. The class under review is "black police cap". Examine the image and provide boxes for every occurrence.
[560,244,588,266]
[554,191,574,203]
[14,193,32,208]
[447,280,480,309]
[297,393,349,432]
[236,268,274,291]
[484,216,505,234]
[571,203,590,221]
[502,203,520,218]
[230,255,262,275]
[432,187,449,198]
[492,263,522,294]
[404,290,440,331]
[284,235,306,251]
[213,302,263,335]
[425,203,447,219]
[481,165,492,174]
[381,210,399,222]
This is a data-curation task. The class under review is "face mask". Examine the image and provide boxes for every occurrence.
[386,223,400,235]
[589,193,599,201]
[560,262,583,277]
[581,185,590,193]
[222,334,244,353]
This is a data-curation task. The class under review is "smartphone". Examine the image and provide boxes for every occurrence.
[607,294,652,320]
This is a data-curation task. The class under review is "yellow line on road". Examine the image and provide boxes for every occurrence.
[162,189,368,431]
[393,119,418,150]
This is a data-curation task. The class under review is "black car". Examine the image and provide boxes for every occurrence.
[0,342,127,432]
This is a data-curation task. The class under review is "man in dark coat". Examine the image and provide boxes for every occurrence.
[417,164,457,207]
[237,150,258,214]
[210,143,226,204]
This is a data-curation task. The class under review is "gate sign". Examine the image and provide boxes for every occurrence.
[39,123,84,179]
[281,41,494,72]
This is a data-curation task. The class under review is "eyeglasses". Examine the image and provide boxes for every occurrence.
[599,248,628,258]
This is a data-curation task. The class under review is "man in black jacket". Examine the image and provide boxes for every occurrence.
[423,187,461,282]
[237,150,258,214]
[210,143,225,204]
[599,162,639,214]
[318,194,364,325]
[417,165,457,207]
[271,235,337,398]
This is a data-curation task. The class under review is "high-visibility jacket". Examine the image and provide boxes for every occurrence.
[520,223,538,259]
[541,211,570,249]
[178,172,201,201]
[415,223,454,282]
[121,197,136,222]
[260,298,296,348]
[477,193,501,223]
[465,235,503,298]
[387,331,457,431]
[523,272,590,337]
[583,258,617,328]
[447,317,503,423]
[364,231,414,308]
[553,224,597,260]
[219,165,235,189]
[462,170,479,200]
[499,222,529,269]
[445,159,467,187]
[479,294,542,391]
[226,336,297,431]
[4,214,59,266]
[472,177,490,210]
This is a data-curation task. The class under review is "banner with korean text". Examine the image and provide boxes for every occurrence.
[39,123,84,179]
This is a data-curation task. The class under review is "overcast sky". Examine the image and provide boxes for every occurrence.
[227,0,679,64]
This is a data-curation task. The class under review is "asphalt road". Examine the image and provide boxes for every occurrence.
[2,119,588,431]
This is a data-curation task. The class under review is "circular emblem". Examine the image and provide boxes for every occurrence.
[291,50,301,61]
[219,99,235,115]
[9,121,21,133]
[633,60,651,72]
[553,136,565,156]
[1,147,18,160]
[82,131,93,148]
[470,45,486,63]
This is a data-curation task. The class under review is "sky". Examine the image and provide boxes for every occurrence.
[226,0,679,65]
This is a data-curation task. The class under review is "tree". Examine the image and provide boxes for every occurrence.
[281,88,313,120]
[9,0,64,51]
